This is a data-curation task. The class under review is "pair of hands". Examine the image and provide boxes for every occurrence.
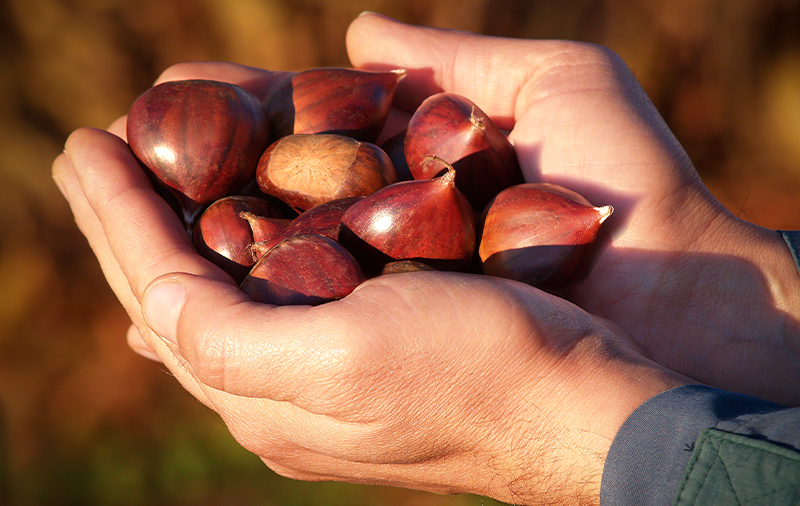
[52,13,800,505]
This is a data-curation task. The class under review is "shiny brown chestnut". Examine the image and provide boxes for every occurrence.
[265,67,406,142]
[479,183,613,288]
[339,157,476,272]
[238,212,292,244]
[127,79,270,223]
[192,195,285,283]
[404,92,524,211]
[240,234,364,306]
[256,133,397,212]
[249,196,363,261]
[380,260,436,275]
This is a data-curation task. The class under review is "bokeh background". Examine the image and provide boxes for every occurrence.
[2,0,800,505]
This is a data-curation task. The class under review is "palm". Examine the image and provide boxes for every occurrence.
[499,60,798,400]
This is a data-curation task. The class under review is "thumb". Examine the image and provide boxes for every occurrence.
[141,272,352,402]
[346,12,553,127]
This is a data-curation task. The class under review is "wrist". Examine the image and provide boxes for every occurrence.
[694,206,800,405]
[703,210,800,318]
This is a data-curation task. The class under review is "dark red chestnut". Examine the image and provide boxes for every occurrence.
[380,260,436,275]
[192,195,285,283]
[249,195,363,261]
[126,79,270,223]
[238,212,292,244]
[265,67,406,142]
[404,92,524,211]
[479,183,613,287]
[340,158,476,272]
[256,134,397,212]
[240,234,364,306]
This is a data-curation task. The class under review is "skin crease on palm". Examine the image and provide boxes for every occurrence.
[51,12,800,506]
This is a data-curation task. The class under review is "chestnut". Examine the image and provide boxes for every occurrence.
[339,158,476,273]
[404,92,524,211]
[192,195,285,283]
[240,234,364,306]
[249,195,363,261]
[478,183,613,287]
[126,79,270,223]
[256,133,397,212]
[265,67,406,142]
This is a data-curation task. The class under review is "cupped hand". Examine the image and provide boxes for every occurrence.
[51,52,690,504]
[51,12,799,503]
[344,13,800,404]
[53,116,687,505]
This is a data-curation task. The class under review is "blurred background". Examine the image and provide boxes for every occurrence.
[1,0,799,504]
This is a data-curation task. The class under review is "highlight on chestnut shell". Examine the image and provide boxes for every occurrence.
[339,156,476,273]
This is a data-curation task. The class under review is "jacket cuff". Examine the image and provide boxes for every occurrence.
[778,230,800,273]
[599,385,783,506]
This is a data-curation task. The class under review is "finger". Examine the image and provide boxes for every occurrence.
[141,272,354,404]
[153,61,294,103]
[53,150,142,320]
[63,127,232,301]
[126,324,162,362]
[55,139,221,408]
[347,13,708,233]
[347,13,548,124]
[107,115,128,142]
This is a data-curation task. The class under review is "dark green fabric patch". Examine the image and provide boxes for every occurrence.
[673,428,800,505]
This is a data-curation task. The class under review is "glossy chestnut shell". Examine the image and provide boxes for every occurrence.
[265,67,406,142]
[240,234,364,305]
[479,183,613,287]
[127,79,270,220]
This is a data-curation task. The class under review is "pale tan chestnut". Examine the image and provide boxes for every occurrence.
[256,133,398,212]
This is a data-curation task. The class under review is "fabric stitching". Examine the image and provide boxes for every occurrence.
[674,429,800,505]
[715,436,800,504]
[708,435,742,505]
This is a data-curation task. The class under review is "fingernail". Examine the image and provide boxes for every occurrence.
[52,151,73,199]
[143,281,186,345]
[53,173,67,198]
[358,11,395,21]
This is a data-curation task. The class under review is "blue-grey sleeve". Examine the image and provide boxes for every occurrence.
[600,231,800,505]
[779,230,800,272]
[599,385,799,505]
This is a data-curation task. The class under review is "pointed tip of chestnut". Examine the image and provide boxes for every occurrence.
[596,204,614,224]
[478,183,613,287]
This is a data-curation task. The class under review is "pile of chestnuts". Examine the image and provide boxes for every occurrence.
[125,67,613,305]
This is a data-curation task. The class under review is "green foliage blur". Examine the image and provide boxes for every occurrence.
[1,0,799,504]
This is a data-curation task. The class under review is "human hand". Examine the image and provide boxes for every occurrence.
[51,46,693,506]
[53,116,687,506]
[52,12,798,504]
[345,13,800,405]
